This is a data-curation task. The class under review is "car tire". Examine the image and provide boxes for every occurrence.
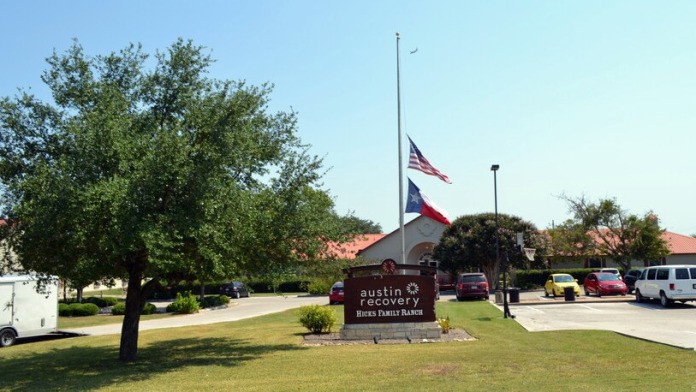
[0,329,16,347]
[660,292,671,308]
[234,292,240,299]
[584,290,589,296]
[596,290,601,298]
[456,296,463,302]
[635,289,644,303]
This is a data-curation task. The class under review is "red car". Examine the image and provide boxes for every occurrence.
[455,273,490,301]
[583,272,628,297]
[329,281,344,304]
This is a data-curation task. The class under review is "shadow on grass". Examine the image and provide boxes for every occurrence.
[0,336,306,391]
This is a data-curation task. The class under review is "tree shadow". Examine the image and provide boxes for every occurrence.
[0,336,306,391]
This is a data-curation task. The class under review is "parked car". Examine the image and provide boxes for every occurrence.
[455,273,489,301]
[623,269,644,294]
[583,272,627,297]
[329,281,344,305]
[635,265,696,307]
[220,281,250,299]
[592,268,622,280]
[544,273,581,297]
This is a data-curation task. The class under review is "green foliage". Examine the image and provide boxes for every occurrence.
[437,316,452,334]
[166,292,201,314]
[141,303,157,315]
[298,304,336,334]
[111,303,126,315]
[84,296,120,307]
[112,302,158,315]
[434,213,547,289]
[58,303,72,317]
[555,196,671,271]
[198,295,230,308]
[335,214,382,234]
[305,279,333,295]
[60,303,99,317]
[0,39,346,360]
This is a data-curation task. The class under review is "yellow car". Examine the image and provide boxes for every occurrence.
[544,274,581,297]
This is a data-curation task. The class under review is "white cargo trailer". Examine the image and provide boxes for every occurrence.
[0,274,58,347]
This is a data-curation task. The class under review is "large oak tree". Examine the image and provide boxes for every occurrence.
[433,213,547,289]
[551,195,670,271]
[0,39,341,361]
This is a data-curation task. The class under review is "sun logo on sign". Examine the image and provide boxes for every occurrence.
[406,282,419,295]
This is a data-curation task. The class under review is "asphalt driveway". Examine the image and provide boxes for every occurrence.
[62,294,327,336]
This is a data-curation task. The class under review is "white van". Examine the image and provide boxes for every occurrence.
[634,265,696,307]
[0,275,58,347]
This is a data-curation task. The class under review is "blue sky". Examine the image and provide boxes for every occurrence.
[2,1,696,235]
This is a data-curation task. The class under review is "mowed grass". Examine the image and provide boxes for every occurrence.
[2,301,695,391]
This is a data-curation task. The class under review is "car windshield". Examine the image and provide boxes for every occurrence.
[461,275,486,283]
[597,274,619,281]
[554,275,573,283]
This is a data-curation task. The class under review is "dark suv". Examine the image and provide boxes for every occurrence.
[220,281,250,299]
[623,269,643,294]
[455,273,490,301]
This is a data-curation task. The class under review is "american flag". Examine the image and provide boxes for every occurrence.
[407,136,452,184]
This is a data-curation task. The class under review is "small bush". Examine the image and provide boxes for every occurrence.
[166,291,200,314]
[437,316,452,334]
[111,302,158,315]
[199,295,230,308]
[58,303,73,317]
[306,279,332,295]
[85,296,120,307]
[298,305,336,334]
[66,303,99,317]
[141,302,157,315]
[111,303,126,315]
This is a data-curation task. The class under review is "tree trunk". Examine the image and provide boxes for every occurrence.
[119,269,144,362]
[76,287,84,303]
[199,283,205,302]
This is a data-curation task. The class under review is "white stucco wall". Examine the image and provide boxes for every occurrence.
[358,216,446,265]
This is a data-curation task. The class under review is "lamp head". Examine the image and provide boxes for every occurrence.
[491,164,499,171]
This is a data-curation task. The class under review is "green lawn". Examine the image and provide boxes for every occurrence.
[2,301,695,391]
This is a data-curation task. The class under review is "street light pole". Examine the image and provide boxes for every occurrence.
[491,164,510,319]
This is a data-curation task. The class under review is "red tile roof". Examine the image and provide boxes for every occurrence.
[662,231,696,254]
[325,234,386,259]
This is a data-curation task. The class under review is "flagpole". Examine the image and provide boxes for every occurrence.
[396,32,406,265]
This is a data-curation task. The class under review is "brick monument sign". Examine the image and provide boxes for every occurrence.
[340,259,441,341]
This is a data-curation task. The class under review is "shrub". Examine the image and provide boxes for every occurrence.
[298,305,336,334]
[437,316,452,334]
[141,302,157,315]
[111,303,126,315]
[166,291,200,314]
[84,296,120,308]
[111,302,158,315]
[199,295,230,308]
[58,303,73,317]
[68,303,99,317]
[306,279,332,295]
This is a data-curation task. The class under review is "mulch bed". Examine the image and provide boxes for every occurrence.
[302,328,475,346]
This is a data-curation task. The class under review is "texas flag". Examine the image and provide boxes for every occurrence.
[405,178,451,225]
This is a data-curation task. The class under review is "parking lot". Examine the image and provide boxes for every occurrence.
[493,291,696,350]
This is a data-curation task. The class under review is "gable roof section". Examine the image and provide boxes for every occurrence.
[662,231,696,255]
[325,234,386,259]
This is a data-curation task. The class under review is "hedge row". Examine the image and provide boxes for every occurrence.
[59,303,100,317]
[148,279,309,299]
